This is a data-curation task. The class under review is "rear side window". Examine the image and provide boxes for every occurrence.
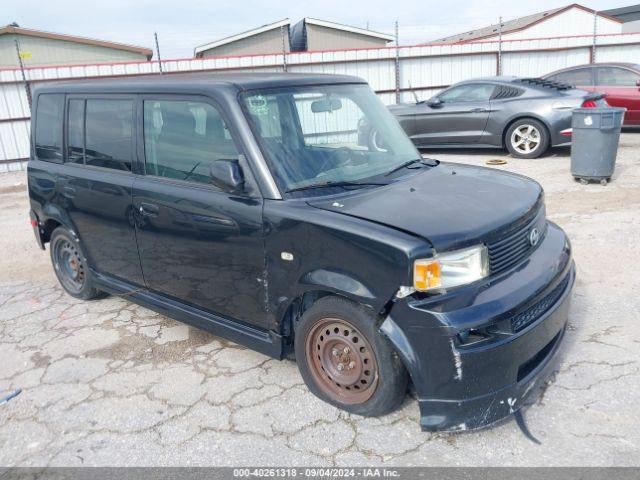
[34,94,64,162]
[143,100,240,185]
[548,68,593,86]
[84,99,134,171]
[439,84,495,103]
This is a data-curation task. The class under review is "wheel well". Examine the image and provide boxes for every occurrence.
[41,219,62,243]
[281,291,332,339]
[502,116,550,148]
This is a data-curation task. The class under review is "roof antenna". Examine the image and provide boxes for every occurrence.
[154,32,163,75]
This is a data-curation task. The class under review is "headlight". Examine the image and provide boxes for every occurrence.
[413,245,488,291]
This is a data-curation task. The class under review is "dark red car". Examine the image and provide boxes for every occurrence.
[543,63,640,125]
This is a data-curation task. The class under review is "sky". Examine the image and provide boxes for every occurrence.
[2,0,631,59]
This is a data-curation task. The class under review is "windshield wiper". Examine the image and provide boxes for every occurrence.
[286,180,387,194]
[384,158,437,177]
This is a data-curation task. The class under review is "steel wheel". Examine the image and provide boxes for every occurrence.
[510,124,541,155]
[52,237,85,295]
[305,317,379,405]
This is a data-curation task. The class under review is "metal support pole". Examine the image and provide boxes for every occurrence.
[154,32,163,74]
[497,17,503,76]
[14,38,32,110]
[281,25,288,72]
[394,21,400,104]
[592,10,597,63]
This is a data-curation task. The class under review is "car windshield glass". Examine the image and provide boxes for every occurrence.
[240,84,422,194]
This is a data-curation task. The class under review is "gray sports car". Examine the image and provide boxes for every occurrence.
[383,77,607,158]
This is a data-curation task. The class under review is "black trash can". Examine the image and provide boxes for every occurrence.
[571,107,625,185]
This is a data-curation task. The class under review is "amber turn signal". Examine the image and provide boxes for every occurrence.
[413,259,442,291]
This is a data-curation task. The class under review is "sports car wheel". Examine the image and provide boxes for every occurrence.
[506,119,550,159]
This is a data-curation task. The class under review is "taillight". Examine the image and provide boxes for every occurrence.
[582,100,598,108]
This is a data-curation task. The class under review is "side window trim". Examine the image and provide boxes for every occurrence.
[139,94,259,196]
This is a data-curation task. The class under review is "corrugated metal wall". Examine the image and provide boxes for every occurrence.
[2,32,640,171]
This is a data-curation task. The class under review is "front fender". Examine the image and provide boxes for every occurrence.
[300,268,376,300]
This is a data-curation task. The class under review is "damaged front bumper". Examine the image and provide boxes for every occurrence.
[380,221,575,432]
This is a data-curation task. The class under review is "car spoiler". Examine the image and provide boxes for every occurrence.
[584,92,606,101]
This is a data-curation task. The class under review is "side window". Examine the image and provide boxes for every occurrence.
[549,69,592,86]
[85,99,134,171]
[67,99,85,164]
[143,100,240,185]
[439,84,495,103]
[596,67,640,86]
[34,94,64,162]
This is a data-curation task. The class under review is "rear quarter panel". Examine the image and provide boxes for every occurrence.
[484,94,579,147]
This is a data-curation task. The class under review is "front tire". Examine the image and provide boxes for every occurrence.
[505,119,549,159]
[295,296,408,417]
[50,227,103,300]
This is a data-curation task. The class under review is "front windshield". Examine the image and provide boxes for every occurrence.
[240,84,421,194]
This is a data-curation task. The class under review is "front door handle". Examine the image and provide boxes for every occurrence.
[138,203,159,216]
[470,107,488,112]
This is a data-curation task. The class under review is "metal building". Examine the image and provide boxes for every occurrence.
[289,18,394,52]
[0,24,153,68]
[194,17,394,58]
[426,4,623,44]
[603,4,640,33]
[194,19,292,58]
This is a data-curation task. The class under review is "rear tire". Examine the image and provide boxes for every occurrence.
[295,296,408,417]
[50,227,104,300]
[505,119,550,159]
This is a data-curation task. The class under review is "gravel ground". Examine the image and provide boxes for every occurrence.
[1,132,639,466]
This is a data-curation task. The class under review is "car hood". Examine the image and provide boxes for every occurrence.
[307,163,543,251]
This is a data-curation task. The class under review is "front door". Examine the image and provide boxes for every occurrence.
[411,83,495,145]
[132,96,267,328]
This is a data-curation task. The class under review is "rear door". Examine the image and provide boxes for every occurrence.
[57,95,144,285]
[411,83,495,145]
[132,95,267,328]
[595,66,640,125]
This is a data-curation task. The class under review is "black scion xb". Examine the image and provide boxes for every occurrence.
[28,73,575,432]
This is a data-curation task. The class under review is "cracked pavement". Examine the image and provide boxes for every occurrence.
[1,132,639,466]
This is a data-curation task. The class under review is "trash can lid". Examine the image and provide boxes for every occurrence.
[573,107,627,113]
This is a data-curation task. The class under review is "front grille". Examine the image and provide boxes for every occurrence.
[487,207,546,275]
[511,275,570,333]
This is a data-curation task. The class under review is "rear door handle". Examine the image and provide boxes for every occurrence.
[139,203,159,216]
[470,108,488,112]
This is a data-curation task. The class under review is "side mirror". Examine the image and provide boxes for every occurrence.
[210,159,245,193]
[427,98,443,108]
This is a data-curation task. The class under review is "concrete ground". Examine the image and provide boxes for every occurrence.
[1,132,639,467]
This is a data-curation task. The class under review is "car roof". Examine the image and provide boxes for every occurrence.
[34,72,367,95]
